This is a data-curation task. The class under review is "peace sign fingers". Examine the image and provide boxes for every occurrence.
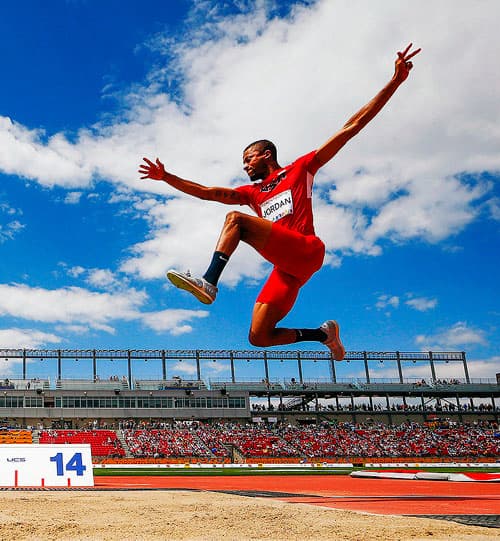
[395,43,421,82]
[398,43,422,62]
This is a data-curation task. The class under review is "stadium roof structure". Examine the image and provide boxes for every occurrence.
[0,349,498,426]
[0,348,476,385]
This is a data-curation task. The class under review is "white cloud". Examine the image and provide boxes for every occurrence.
[86,268,121,289]
[201,360,231,377]
[0,283,144,329]
[405,296,438,312]
[0,328,61,349]
[486,197,500,221]
[141,309,208,335]
[63,265,123,291]
[415,322,488,350]
[66,265,86,278]
[120,196,268,286]
[374,292,437,313]
[365,357,498,382]
[466,356,500,380]
[168,361,198,377]
[54,324,90,335]
[0,219,24,243]
[363,177,487,245]
[0,202,21,216]
[64,191,83,204]
[0,117,93,187]
[0,282,207,337]
[375,294,400,311]
[0,0,498,283]
[0,200,24,243]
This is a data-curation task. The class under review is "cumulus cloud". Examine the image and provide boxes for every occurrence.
[375,294,400,311]
[405,295,438,312]
[465,356,500,380]
[0,0,498,285]
[66,265,86,278]
[365,356,498,381]
[121,195,268,284]
[62,265,125,291]
[0,117,93,187]
[415,322,488,351]
[141,308,208,335]
[85,268,121,290]
[0,283,144,328]
[168,361,198,377]
[0,282,207,339]
[374,292,438,313]
[64,191,83,205]
[0,328,61,349]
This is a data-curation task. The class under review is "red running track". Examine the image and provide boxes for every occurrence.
[95,475,500,515]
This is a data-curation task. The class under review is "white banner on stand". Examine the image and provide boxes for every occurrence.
[0,444,94,487]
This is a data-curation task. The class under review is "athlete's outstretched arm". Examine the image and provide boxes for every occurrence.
[315,44,421,168]
[138,157,243,205]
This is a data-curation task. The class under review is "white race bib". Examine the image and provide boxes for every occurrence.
[260,189,293,222]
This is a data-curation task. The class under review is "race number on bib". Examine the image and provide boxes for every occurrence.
[260,189,293,222]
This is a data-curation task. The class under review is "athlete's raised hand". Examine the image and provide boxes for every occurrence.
[139,157,166,181]
[394,43,421,83]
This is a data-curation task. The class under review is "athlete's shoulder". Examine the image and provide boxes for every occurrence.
[288,150,320,174]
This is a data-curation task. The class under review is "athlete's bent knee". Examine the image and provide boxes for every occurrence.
[224,210,244,227]
[248,329,272,348]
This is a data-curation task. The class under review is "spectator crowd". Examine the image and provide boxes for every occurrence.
[36,421,500,460]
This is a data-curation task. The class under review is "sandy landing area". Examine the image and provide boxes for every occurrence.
[0,490,496,541]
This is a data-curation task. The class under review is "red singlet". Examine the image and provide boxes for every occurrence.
[235,151,325,316]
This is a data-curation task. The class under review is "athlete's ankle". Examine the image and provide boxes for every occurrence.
[294,328,327,343]
[203,251,229,286]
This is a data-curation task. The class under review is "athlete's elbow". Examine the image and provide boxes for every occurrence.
[341,122,362,138]
[196,188,212,200]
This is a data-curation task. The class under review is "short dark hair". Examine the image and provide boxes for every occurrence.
[243,139,277,161]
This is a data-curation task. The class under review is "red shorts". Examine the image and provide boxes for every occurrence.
[255,223,325,316]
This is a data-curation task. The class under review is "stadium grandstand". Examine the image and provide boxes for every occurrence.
[0,348,498,463]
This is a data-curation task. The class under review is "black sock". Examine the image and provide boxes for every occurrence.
[294,328,327,343]
[203,251,229,286]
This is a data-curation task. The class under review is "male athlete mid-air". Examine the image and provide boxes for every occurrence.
[139,44,420,360]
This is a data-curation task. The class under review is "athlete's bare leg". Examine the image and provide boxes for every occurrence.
[214,211,272,256]
[213,212,300,346]
[167,209,345,357]
[249,301,345,358]
[248,302,297,347]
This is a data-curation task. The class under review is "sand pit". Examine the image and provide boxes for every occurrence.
[0,490,496,540]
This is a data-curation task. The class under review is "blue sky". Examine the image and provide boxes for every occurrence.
[0,0,498,383]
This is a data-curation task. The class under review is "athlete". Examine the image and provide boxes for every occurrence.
[139,44,420,360]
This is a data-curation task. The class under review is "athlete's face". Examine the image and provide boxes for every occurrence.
[243,146,270,182]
